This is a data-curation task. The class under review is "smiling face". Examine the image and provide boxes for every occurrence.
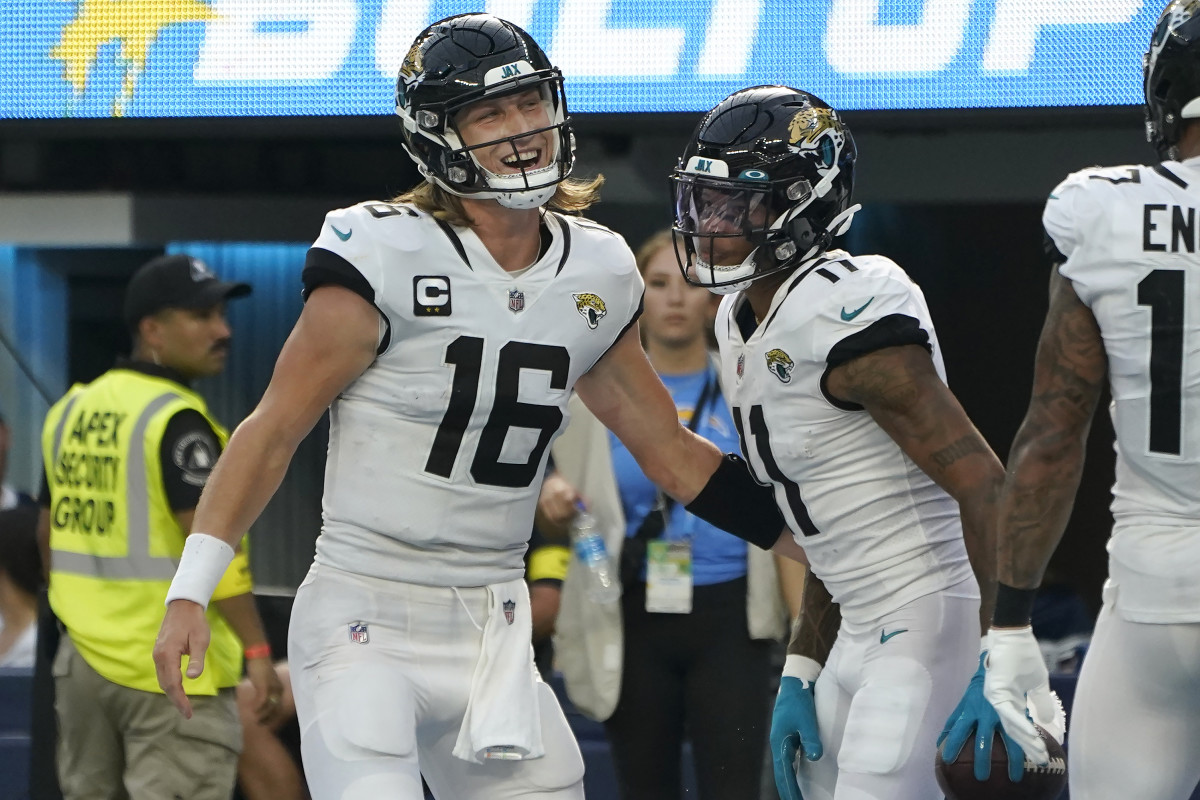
[454,88,555,177]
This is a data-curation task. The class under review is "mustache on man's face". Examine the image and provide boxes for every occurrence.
[211,338,232,354]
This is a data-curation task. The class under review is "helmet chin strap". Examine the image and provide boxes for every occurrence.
[827,203,861,237]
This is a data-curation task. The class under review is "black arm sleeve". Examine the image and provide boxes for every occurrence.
[825,313,931,369]
[159,410,223,511]
[301,246,375,304]
[301,246,391,353]
[684,453,785,550]
[821,314,933,411]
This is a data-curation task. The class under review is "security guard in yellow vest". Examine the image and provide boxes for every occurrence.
[37,254,284,800]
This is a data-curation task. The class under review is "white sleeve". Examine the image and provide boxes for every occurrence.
[1044,170,1105,305]
[304,205,388,302]
[808,264,933,368]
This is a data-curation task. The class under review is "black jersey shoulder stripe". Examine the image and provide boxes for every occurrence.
[435,219,472,269]
[1154,163,1189,189]
[554,215,572,276]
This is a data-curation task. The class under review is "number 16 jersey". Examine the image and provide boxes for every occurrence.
[302,201,643,588]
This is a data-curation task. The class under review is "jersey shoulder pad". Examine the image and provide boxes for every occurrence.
[556,214,638,277]
[803,253,930,359]
[1043,165,1143,262]
[560,213,623,239]
[339,201,431,252]
[810,253,920,315]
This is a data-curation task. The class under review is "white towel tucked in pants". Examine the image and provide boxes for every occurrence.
[453,577,545,764]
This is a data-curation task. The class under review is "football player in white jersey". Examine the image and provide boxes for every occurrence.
[670,86,1005,800]
[943,3,1200,798]
[149,14,799,800]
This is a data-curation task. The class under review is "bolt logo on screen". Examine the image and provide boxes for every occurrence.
[0,0,1162,119]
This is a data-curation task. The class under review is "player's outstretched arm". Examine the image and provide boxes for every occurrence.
[983,268,1103,762]
[824,343,1005,629]
[996,268,1106,592]
[772,567,837,800]
[575,327,786,551]
[153,285,379,716]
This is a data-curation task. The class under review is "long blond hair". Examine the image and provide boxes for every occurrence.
[392,174,605,228]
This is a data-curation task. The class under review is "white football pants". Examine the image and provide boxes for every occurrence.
[796,582,979,800]
[287,563,585,800]
[1068,588,1200,800]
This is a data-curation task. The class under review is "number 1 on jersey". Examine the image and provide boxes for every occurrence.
[732,404,820,536]
[1138,269,1185,456]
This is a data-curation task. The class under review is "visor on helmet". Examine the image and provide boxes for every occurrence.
[671,171,783,292]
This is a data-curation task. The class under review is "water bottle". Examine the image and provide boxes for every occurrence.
[570,507,621,604]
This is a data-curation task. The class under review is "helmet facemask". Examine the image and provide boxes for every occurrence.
[401,70,573,209]
[673,173,788,294]
[395,17,576,210]
[670,87,858,295]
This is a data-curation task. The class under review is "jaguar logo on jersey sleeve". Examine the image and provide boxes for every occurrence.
[765,348,795,383]
[572,292,608,329]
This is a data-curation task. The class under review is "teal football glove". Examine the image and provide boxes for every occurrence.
[939,651,1025,782]
[771,656,823,800]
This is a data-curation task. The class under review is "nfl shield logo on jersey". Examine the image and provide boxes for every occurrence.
[348,621,369,644]
[503,599,516,625]
[736,353,745,378]
[508,289,525,314]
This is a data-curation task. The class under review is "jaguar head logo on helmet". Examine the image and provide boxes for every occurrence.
[394,13,576,210]
[1145,0,1200,159]
[670,86,859,294]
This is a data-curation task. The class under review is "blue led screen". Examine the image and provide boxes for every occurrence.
[0,0,1160,119]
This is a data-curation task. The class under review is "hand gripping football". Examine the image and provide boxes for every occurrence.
[935,723,1067,800]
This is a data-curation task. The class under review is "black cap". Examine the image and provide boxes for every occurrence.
[123,254,251,331]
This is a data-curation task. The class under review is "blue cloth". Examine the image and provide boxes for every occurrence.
[609,367,747,586]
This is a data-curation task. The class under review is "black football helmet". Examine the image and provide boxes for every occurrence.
[394,14,574,209]
[1145,0,1200,159]
[670,86,858,293]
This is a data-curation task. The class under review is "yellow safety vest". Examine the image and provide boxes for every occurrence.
[43,368,252,694]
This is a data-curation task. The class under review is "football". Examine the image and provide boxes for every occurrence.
[935,724,1067,800]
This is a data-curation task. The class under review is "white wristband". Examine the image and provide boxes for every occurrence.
[782,654,823,687]
[165,533,235,610]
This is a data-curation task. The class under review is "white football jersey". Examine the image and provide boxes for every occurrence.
[305,201,642,587]
[714,250,976,624]
[1046,158,1200,621]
